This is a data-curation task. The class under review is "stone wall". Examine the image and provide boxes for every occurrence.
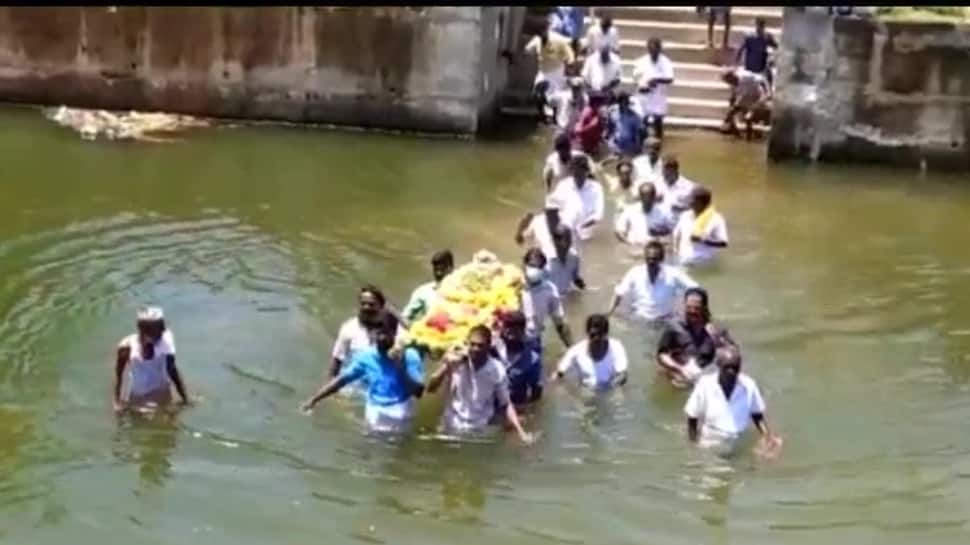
[768,8,970,170]
[0,7,523,134]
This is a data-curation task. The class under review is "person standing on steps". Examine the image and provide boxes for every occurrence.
[525,21,576,124]
[550,77,588,135]
[697,6,732,52]
[632,38,675,141]
[736,17,778,88]
[581,43,623,97]
[112,306,189,414]
[583,15,620,55]
[549,6,588,59]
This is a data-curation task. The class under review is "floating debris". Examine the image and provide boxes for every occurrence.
[44,105,211,142]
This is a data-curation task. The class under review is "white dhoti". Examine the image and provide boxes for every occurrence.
[364,399,415,433]
[535,66,567,100]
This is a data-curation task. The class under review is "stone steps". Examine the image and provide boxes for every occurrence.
[604,18,783,48]
[593,6,782,29]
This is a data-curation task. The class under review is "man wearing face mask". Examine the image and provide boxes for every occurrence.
[402,250,455,327]
[302,311,425,433]
[521,248,573,358]
[551,154,605,242]
[685,346,782,457]
[112,306,189,414]
[330,285,406,379]
[608,241,698,327]
[614,182,676,248]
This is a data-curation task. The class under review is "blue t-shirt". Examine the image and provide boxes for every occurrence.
[339,347,424,407]
[494,343,543,405]
[549,7,586,40]
[609,109,644,156]
[741,33,778,73]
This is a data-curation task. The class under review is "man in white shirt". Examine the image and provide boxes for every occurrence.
[614,182,676,248]
[515,195,579,260]
[632,38,675,140]
[525,22,576,123]
[657,156,696,218]
[631,137,663,185]
[546,225,585,295]
[673,186,729,267]
[551,155,605,241]
[550,313,629,392]
[581,44,622,96]
[608,241,698,326]
[331,286,406,378]
[583,16,620,54]
[549,77,588,134]
[685,346,781,455]
[542,132,579,193]
[428,325,533,443]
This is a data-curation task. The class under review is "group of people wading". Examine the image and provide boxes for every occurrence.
[110,9,783,459]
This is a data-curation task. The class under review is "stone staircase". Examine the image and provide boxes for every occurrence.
[501,6,783,132]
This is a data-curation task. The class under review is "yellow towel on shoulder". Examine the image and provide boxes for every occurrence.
[692,205,717,238]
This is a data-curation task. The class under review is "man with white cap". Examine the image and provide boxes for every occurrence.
[113,306,189,413]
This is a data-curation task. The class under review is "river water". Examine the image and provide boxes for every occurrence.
[1,105,969,545]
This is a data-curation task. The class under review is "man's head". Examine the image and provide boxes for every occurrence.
[373,310,400,354]
[617,91,632,113]
[431,250,454,282]
[716,345,743,385]
[755,17,766,37]
[616,160,634,188]
[647,37,662,60]
[569,77,585,99]
[600,16,613,32]
[136,306,166,343]
[684,287,710,327]
[645,137,662,162]
[500,310,527,347]
[585,313,610,347]
[570,154,590,187]
[691,186,713,215]
[554,132,571,161]
[358,285,386,325]
[467,324,493,365]
[638,182,658,210]
[662,156,680,185]
[644,239,665,270]
[552,224,573,257]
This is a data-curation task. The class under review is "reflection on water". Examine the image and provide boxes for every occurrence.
[0,105,970,544]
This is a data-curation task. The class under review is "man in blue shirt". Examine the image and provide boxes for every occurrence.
[736,18,778,86]
[549,6,587,55]
[302,310,424,433]
[607,92,645,158]
[493,310,543,406]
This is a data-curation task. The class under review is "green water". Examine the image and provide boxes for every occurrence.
[1,105,969,545]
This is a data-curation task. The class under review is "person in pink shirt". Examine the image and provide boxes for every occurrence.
[571,92,606,158]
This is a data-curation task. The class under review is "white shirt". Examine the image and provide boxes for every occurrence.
[550,90,586,132]
[546,248,581,295]
[614,202,676,246]
[584,24,620,53]
[556,338,629,390]
[523,213,580,260]
[331,317,405,363]
[542,149,588,191]
[581,52,622,92]
[614,263,698,321]
[552,177,605,241]
[657,175,696,215]
[522,280,565,339]
[120,330,176,398]
[632,155,663,185]
[674,209,729,266]
[442,357,511,432]
[684,373,766,442]
[632,53,675,116]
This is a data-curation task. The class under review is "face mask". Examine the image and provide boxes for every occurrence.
[525,266,545,285]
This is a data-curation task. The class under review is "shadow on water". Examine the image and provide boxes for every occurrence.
[111,408,181,492]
